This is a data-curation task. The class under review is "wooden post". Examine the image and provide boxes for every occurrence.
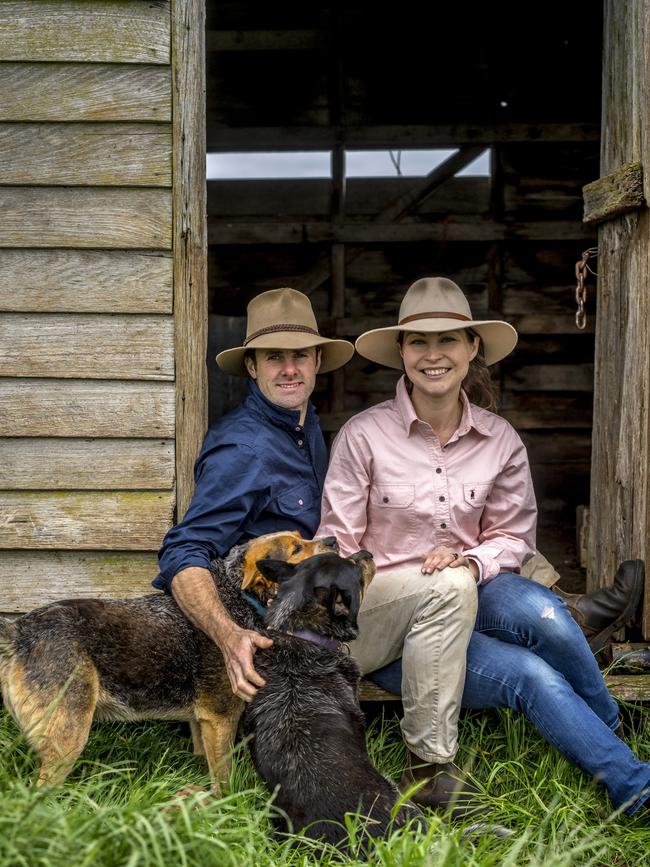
[588,0,650,636]
[172,0,208,521]
[328,4,346,416]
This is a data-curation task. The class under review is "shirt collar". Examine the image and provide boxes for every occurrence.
[394,376,493,439]
[394,376,419,435]
[245,379,317,432]
[454,390,494,439]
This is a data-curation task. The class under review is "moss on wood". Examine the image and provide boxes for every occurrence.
[583,161,645,224]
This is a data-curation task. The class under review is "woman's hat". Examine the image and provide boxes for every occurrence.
[355,277,518,368]
[216,287,354,376]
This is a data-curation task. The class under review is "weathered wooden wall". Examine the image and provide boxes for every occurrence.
[588,0,650,634]
[0,1,181,610]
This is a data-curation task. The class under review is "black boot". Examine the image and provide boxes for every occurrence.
[399,750,484,819]
[554,560,645,653]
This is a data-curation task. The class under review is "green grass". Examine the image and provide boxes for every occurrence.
[0,704,649,866]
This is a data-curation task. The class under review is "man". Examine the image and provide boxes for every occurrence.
[153,288,354,700]
[153,285,643,802]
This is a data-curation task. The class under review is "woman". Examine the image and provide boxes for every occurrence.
[318,277,650,819]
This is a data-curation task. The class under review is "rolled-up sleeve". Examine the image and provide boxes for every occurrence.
[154,442,265,592]
[461,436,537,584]
[318,426,371,557]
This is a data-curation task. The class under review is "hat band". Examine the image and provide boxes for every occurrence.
[398,311,472,326]
[243,323,321,346]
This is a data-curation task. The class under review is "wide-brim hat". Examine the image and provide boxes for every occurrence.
[216,287,354,376]
[355,277,518,368]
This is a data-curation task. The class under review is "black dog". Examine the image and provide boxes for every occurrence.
[242,551,423,850]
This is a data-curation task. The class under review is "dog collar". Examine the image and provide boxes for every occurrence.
[240,590,267,618]
[288,628,341,653]
[240,591,342,652]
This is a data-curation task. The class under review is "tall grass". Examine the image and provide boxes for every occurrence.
[0,703,648,866]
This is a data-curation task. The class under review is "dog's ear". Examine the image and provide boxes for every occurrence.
[255,558,296,584]
[348,550,375,592]
[348,550,373,563]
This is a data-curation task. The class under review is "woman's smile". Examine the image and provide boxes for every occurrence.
[419,366,451,378]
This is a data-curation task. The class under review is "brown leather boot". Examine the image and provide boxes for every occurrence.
[399,749,485,820]
[553,560,645,653]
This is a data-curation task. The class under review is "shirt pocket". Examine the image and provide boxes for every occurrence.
[275,483,314,517]
[463,482,491,508]
[369,484,415,509]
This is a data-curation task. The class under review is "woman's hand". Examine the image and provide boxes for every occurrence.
[421,546,479,580]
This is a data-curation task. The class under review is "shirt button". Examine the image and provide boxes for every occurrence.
[383,496,389,503]
[440,522,447,529]
[298,498,304,506]
[436,468,442,474]
[439,495,445,502]
[295,426,301,432]
[297,439,303,446]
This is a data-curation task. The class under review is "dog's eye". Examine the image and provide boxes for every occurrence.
[313,587,329,604]
[293,544,303,554]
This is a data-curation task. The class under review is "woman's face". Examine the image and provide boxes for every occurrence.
[398,330,479,402]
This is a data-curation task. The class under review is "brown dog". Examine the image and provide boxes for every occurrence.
[0,531,338,791]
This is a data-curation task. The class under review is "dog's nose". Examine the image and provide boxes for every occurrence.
[322,536,338,550]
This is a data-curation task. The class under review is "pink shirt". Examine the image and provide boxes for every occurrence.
[318,377,537,584]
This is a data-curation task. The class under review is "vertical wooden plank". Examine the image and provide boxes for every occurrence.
[330,242,346,413]
[588,0,650,636]
[330,141,346,415]
[172,0,208,521]
[328,2,346,416]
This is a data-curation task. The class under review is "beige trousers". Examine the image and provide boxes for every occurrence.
[347,565,477,764]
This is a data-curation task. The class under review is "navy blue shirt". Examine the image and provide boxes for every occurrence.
[153,380,327,593]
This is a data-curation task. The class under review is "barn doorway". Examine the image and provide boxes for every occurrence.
[204,1,602,590]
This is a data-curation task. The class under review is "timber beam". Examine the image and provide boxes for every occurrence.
[207,30,321,51]
[207,123,600,152]
[358,674,650,703]
[208,219,594,245]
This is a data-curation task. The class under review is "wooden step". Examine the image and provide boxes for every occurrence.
[358,674,650,703]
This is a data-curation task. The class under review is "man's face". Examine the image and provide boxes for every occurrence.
[245,347,321,421]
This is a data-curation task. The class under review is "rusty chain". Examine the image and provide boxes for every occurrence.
[574,247,598,330]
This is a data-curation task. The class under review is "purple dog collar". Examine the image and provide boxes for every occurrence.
[289,628,341,652]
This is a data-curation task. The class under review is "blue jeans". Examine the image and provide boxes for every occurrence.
[367,573,650,814]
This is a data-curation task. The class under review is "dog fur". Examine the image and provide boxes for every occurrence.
[242,551,423,849]
[0,531,337,791]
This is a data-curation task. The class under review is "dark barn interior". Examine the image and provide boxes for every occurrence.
[204,1,602,588]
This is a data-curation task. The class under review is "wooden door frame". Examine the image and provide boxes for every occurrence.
[172,0,208,520]
[587,0,650,634]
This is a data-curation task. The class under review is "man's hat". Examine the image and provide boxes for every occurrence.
[355,277,518,368]
[216,288,354,376]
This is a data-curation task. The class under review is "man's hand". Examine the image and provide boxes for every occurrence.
[171,566,273,702]
[219,623,273,702]
[421,546,479,581]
